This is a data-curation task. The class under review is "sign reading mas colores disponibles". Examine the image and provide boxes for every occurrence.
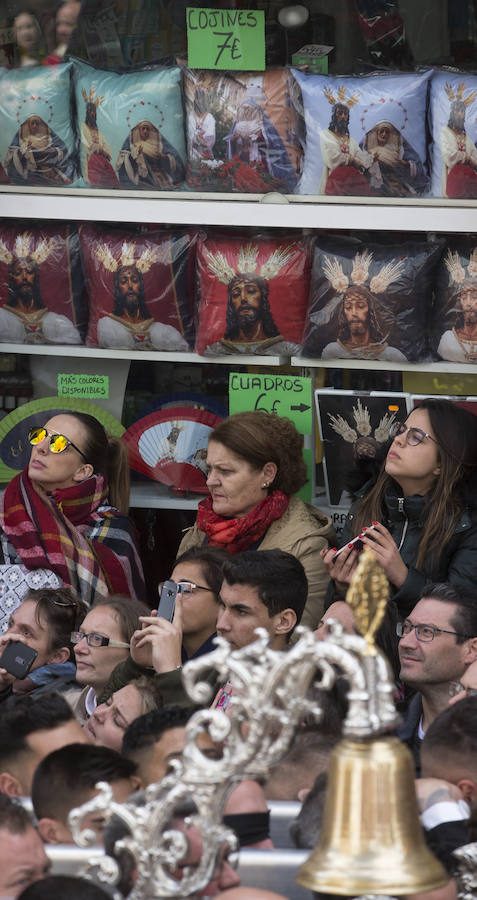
[186,7,265,70]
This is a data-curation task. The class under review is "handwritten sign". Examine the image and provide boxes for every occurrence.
[229,372,313,502]
[186,7,265,70]
[229,372,312,434]
[58,374,109,399]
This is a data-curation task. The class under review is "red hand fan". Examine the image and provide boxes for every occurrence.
[121,406,222,493]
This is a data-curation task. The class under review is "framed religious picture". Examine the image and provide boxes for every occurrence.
[411,394,477,417]
[315,389,411,507]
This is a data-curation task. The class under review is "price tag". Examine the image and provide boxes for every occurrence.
[186,8,265,70]
[229,372,312,434]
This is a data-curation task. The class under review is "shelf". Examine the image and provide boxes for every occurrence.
[0,343,287,367]
[293,357,477,374]
[2,185,477,233]
[130,482,201,510]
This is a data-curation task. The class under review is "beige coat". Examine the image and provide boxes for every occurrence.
[177,495,336,630]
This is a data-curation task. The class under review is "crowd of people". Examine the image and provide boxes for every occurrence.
[0,399,476,899]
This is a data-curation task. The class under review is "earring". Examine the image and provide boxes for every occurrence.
[262,482,269,489]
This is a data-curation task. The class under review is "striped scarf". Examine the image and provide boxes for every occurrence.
[0,469,144,607]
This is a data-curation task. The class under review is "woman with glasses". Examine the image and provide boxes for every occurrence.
[71,595,148,724]
[97,546,228,708]
[0,412,146,628]
[322,397,477,617]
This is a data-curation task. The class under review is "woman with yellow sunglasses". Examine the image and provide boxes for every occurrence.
[0,411,145,627]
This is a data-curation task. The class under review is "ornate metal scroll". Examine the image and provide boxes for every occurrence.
[70,548,401,898]
[453,842,477,900]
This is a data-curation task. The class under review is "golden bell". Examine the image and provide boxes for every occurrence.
[297,736,448,896]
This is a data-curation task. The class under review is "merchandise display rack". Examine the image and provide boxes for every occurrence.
[2,185,477,509]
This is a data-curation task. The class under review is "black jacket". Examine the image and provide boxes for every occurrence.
[327,480,477,617]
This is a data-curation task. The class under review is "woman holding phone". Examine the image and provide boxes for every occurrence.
[0,412,145,628]
[322,397,477,617]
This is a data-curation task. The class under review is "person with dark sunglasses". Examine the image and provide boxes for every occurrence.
[322,397,477,619]
[0,411,146,632]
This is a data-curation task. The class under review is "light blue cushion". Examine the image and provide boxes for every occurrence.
[292,69,431,197]
[72,59,186,190]
[0,62,76,186]
[430,70,477,198]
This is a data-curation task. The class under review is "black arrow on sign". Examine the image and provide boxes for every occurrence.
[290,403,310,413]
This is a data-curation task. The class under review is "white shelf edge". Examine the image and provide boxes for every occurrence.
[2,186,477,232]
[4,342,476,373]
[0,343,286,366]
[292,357,477,374]
[130,483,200,510]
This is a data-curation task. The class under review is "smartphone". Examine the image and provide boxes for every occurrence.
[0,641,38,678]
[334,524,376,557]
[157,580,178,622]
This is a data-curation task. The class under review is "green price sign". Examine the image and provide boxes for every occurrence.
[186,7,265,70]
[228,372,313,435]
[58,374,109,400]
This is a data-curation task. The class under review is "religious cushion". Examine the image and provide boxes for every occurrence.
[291,69,431,198]
[301,235,444,362]
[0,62,76,187]
[429,71,477,199]
[72,59,186,190]
[0,221,86,345]
[183,67,303,193]
[433,238,477,363]
[79,223,198,351]
[194,233,311,356]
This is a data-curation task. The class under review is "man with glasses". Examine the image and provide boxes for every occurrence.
[396,582,477,775]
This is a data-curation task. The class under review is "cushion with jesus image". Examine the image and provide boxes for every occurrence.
[194,233,311,357]
[301,235,444,362]
[0,221,85,345]
[291,69,431,198]
[79,224,198,352]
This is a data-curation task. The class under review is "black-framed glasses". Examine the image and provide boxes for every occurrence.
[158,580,212,596]
[388,421,437,447]
[29,426,88,461]
[71,631,130,649]
[396,620,472,643]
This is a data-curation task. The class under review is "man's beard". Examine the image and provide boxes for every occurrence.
[238,306,260,326]
[16,285,34,302]
[348,321,367,335]
[123,294,141,316]
[335,120,348,135]
[463,311,477,326]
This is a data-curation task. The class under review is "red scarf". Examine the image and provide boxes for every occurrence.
[0,469,132,605]
[196,490,289,555]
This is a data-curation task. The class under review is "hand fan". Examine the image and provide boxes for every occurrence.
[138,391,228,421]
[121,406,221,493]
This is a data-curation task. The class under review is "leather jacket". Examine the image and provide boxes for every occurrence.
[328,480,477,617]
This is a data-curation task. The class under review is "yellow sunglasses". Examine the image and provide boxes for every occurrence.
[28,426,88,460]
